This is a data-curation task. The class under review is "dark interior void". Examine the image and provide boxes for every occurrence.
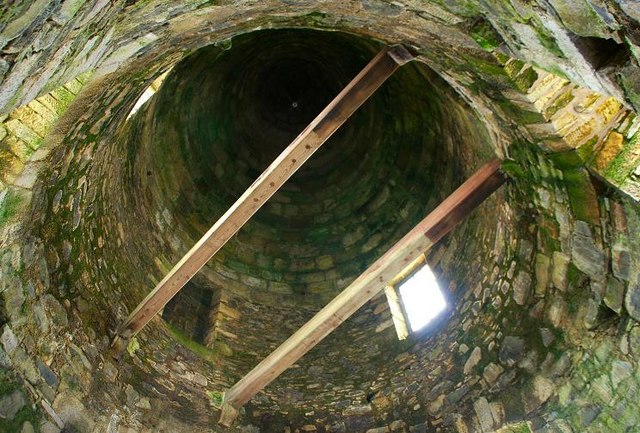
[131,29,494,333]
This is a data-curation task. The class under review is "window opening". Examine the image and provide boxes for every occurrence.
[127,69,172,119]
[385,254,447,339]
[398,263,447,332]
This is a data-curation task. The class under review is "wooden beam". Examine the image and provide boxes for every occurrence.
[112,45,415,346]
[219,159,506,425]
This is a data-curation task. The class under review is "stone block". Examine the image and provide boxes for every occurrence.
[604,276,625,314]
[473,397,495,432]
[316,255,334,270]
[535,253,550,296]
[26,99,57,123]
[499,336,526,367]
[483,362,504,385]
[427,394,444,415]
[552,251,570,291]
[578,404,601,427]
[612,244,631,281]
[0,347,11,368]
[625,279,640,322]
[594,131,624,170]
[532,375,555,405]
[389,420,406,431]
[597,97,624,123]
[342,404,372,416]
[12,108,49,137]
[571,221,606,281]
[366,426,389,433]
[0,390,26,420]
[1,325,18,354]
[52,392,96,433]
[610,360,632,389]
[547,0,611,38]
[5,119,41,147]
[513,270,532,305]
[37,360,59,388]
[37,94,65,115]
[540,328,555,347]
[463,347,482,375]
[5,136,33,162]
[12,347,40,385]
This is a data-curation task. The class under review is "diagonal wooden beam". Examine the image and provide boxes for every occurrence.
[218,159,506,426]
[112,45,415,348]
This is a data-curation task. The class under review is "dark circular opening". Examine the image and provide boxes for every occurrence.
[136,29,476,309]
[255,58,336,135]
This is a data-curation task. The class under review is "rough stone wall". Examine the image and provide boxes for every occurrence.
[0,1,639,433]
[0,1,639,115]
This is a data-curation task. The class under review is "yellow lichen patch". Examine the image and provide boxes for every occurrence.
[503,58,526,78]
[596,97,623,123]
[529,73,569,112]
[26,99,57,124]
[544,89,575,120]
[4,119,42,146]
[11,106,51,137]
[6,136,33,162]
[0,153,25,183]
[564,118,595,147]
[553,111,579,135]
[594,131,624,170]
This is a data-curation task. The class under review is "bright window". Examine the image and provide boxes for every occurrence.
[398,264,447,332]
[127,69,172,119]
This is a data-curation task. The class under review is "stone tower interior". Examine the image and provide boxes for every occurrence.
[1,1,640,433]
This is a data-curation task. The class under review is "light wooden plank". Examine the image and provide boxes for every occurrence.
[113,45,415,346]
[219,159,506,425]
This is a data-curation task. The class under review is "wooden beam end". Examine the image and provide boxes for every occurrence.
[218,403,239,427]
[108,334,129,361]
[388,45,416,65]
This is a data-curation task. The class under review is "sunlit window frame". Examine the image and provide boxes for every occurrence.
[384,254,447,340]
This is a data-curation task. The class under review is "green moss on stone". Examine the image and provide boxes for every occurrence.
[563,168,599,223]
[503,58,526,78]
[165,323,222,363]
[469,18,502,51]
[0,189,22,226]
[497,100,544,124]
[545,91,575,118]
[618,73,640,112]
[0,404,40,433]
[469,56,509,78]
[531,19,565,58]
[602,131,640,185]
[501,159,527,180]
[206,390,224,408]
[501,422,532,433]
[50,87,76,113]
[547,150,584,169]
[0,369,17,395]
[513,67,539,92]
[127,336,140,356]
[0,371,40,432]
[576,135,599,162]
[302,11,329,27]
